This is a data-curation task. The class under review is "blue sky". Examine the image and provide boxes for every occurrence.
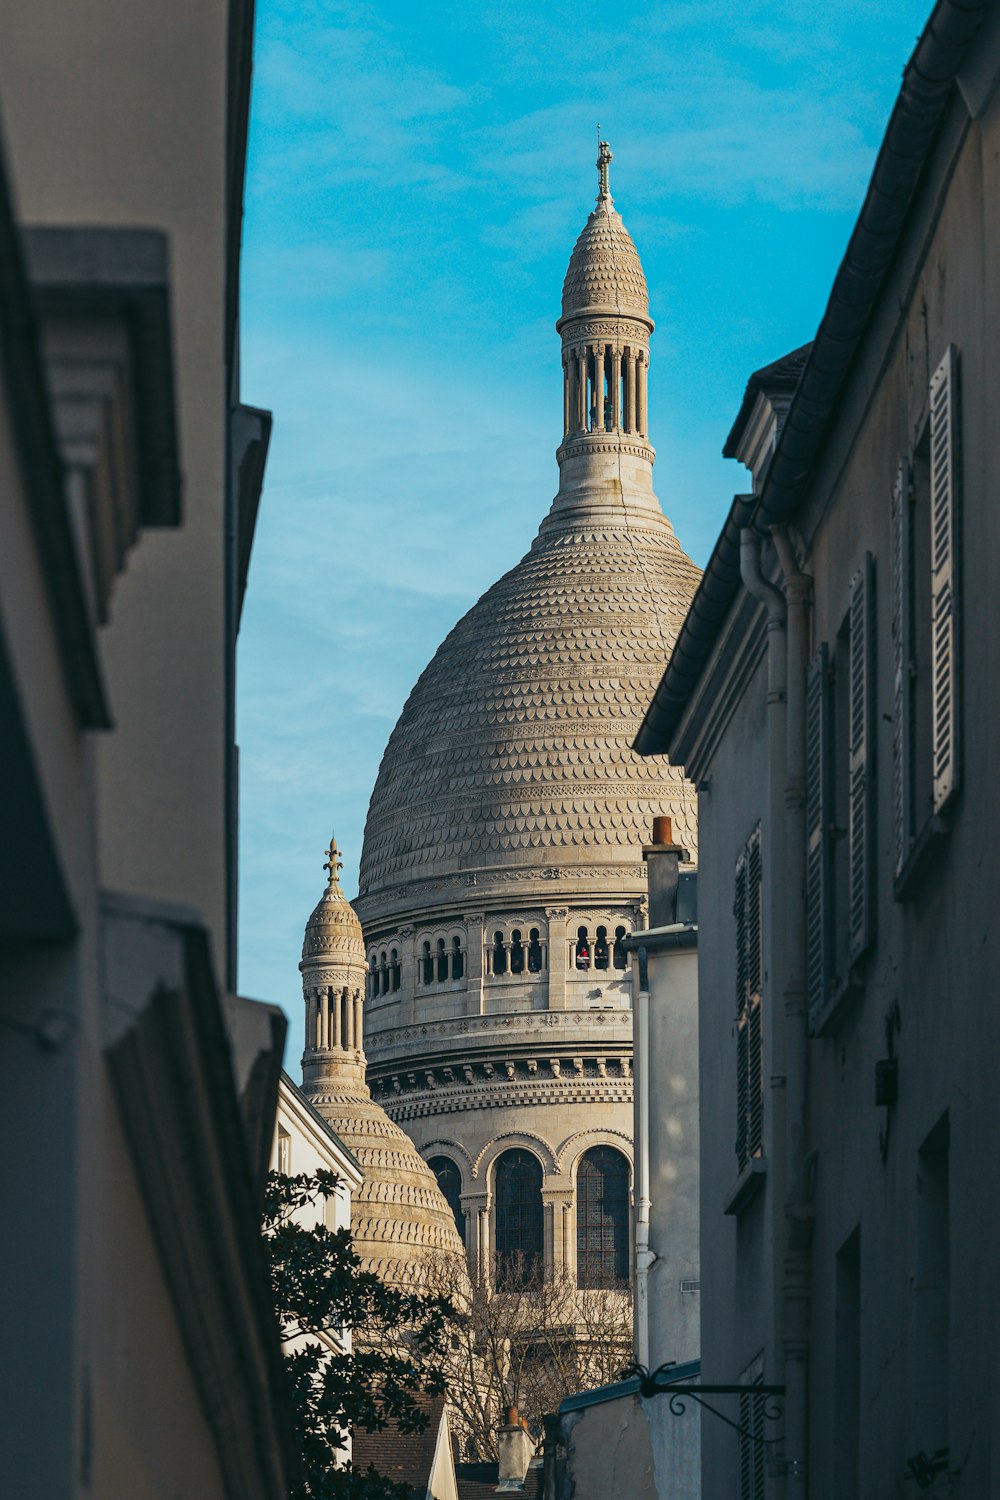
[237,0,930,1053]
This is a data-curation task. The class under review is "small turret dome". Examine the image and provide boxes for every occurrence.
[559,138,650,325]
[301,838,365,964]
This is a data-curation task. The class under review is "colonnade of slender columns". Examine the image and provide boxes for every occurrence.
[561,342,648,440]
[305,985,365,1053]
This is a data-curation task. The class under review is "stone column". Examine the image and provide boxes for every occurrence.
[305,993,316,1051]
[545,906,568,1009]
[637,351,648,437]
[344,986,355,1050]
[624,350,636,433]
[464,911,485,1014]
[576,348,587,431]
[463,1190,491,1283]
[353,992,364,1053]
[611,347,622,430]
[330,986,340,1049]
[543,1180,574,1278]
[563,354,571,437]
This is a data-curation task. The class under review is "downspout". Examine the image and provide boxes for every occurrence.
[634,962,652,1368]
[771,524,813,1499]
[740,527,789,1485]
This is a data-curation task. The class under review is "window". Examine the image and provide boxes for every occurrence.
[390,949,401,991]
[527,928,543,973]
[576,1147,629,1288]
[575,926,590,969]
[893,345,961,892]
[735,826,763,1174]
[421,940,433,985]
[379,951,389,995]
[276,1127,291,1176]
[436,938,448,983]
[805,552,875,1033]
[428,1155,466,1243]
[834,1228,861,1497]
[451,935,464,981]
[612,925,628,969]
[494,1150,543,1287]
[510,929,525,974]
[492,931,507,975]
[594,926,609,970]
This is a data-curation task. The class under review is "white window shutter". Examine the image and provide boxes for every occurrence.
[891,460,910,877]
[806,644,832,1029]
[929,345,960,813]
[848,553,875,962]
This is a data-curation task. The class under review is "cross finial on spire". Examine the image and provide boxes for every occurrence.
[596,132,612,202]
[323,835,343,887]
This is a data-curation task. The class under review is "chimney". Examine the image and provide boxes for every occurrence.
[642,816,689,928]
[497,1407,535,1490]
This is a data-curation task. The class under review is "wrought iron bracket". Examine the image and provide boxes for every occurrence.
[623,1364,785,1450]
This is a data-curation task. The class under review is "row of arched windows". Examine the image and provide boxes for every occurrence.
[573,924,629,971]
[370,921,632,995]
[487,927,545,976]
[429,1146,630,1290]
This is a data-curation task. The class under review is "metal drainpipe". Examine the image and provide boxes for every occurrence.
[771,524,813,1498]
[633,963,652,1368]
[740,528,789,1486]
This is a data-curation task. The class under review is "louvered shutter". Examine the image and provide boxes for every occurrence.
[746,829,763,1158]
[891,461,910,878]
[848,553,875,962]
[806,645,832,1028]
[734,847,749,1170]
[929,345,960,813]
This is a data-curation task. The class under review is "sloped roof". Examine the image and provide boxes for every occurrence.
[352,1394,446,1497]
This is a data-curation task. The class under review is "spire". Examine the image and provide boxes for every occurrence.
[596,131,613,203]
[323,834,344,889]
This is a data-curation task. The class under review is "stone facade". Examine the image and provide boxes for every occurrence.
[353,143,701,1282]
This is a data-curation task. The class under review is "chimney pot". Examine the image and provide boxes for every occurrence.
[652,815,672,845]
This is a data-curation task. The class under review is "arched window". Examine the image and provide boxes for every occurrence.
[369,959,379,999]
[576,1147,630,1288]
[492,931,507,976]
[527,928,543,973]
[390,949,401,991]
[594,925,609,970]
[575,925,591,969]
[451,935,464,981]
[380,951,389,994]
[428,1155,466,1243]
[494,1149,543,1287]
[421,941,433,985]
[436,937,448,983]
[510,929,525,974]
[613,925,629,970]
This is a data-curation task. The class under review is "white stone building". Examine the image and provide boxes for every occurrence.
[351,143,701,1288]
[637,2,1000,1495]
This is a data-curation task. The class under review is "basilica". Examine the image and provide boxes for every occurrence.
[298,142,700,1291]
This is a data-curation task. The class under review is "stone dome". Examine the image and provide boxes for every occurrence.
[358,521,700,900]
[299,841,468,1291]
[302,864,365,962]
[308,1073,469,1289]
[560,200,649,323]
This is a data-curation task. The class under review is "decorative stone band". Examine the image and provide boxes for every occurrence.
[365,1006,632,1057]
[555,437,655,465]
[559,318,651,344]
[380,1073,634,1124]
[555,306,653,334]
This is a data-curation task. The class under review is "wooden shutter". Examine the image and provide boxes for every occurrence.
[929,345,960,813]
[806,645,832,1028]
[734,846,749,1171]
[746,829,763,1158]
[735,828,763,1171]
[891,460,910,878]
[848,553,875,962]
